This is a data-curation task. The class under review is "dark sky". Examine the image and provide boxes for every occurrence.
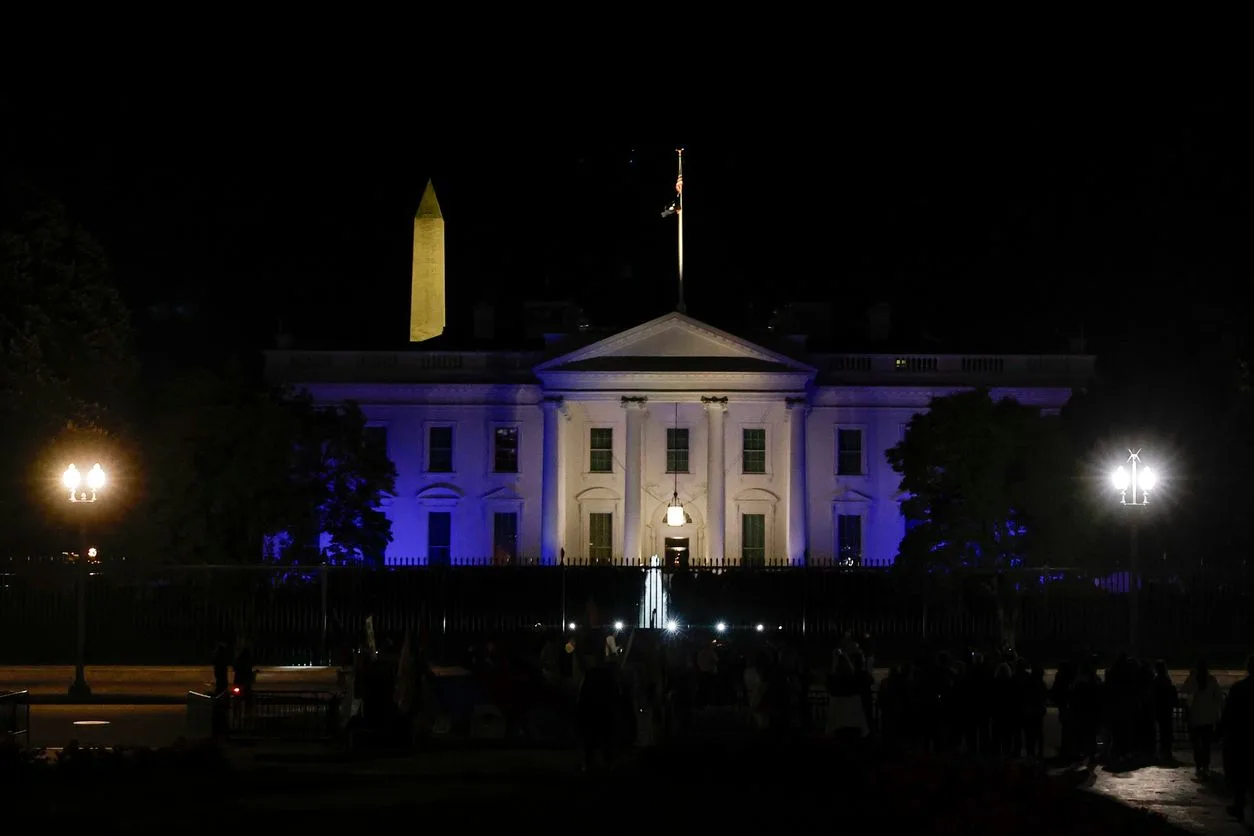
[3,82,1248,363]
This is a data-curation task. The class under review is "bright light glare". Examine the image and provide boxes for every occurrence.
[1112,466,1129,491]
[665,620,678,633]
[568,622,576,631]
[715,622,727,633]
[86,463,106,490]
[63,465,81,491]
[1140,467,1157,492]
[87,548,97,558]
[665,503,686,527]
[613,620,624,632]
[756,623,765,632]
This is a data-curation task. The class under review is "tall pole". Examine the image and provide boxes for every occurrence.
[676,147,686,314]
[1129,514,1140,657]
[69,517,91,698]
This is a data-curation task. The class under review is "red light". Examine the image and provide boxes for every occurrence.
[231,686,241,695]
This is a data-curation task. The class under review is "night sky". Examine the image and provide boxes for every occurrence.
[3,82,1248,367]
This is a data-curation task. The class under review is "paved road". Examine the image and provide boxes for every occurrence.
[0,665,338,698]
[27,704,188,748]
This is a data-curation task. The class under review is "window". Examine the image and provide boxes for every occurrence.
[493,426,519,473]
[493,512,518,564]
[364,426,388,460]
[589,512,613,562]
[428,426,453,473]
[742,513,766,565]
[666,427,689,473]
[589,428,613,473]
[837,514,863,565]
[837,428,864,475]
[742,428,766,474]
[427,512,451,565]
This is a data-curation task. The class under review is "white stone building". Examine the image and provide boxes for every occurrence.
[266,312,1092,568]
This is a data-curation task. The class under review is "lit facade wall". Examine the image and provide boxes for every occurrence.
[269,313,1090,566]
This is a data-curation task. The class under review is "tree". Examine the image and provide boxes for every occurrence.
[886,389,1081,648]
[0,197,138,552]
[283,398,396,566]
[138,372,396,566]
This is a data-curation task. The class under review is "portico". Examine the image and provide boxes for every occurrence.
[533,312,816,565]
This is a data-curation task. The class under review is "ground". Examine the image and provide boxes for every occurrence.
[6,664,1253,833]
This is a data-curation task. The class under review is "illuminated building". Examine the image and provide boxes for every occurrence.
[267,311,1091,567]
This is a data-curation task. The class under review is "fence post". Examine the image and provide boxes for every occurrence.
[560,560,567,631]
[801,558,808,639]
[319,562,329,666]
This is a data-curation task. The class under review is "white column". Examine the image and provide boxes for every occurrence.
[540,396,565,564]
[703,396,728,562]
[622,397,647,562]
[786,397,809,564]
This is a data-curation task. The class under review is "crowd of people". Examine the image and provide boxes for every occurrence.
[335,621,1254,822]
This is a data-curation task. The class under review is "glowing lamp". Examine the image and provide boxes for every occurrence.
[86,463,106,491]
[1140,468,1157,492]
[665,620,678,633]
[613,621,624,632]
[715,622,727,634]
[666,500,686,527]
[63,464,81,491]
[1111,466,1129,491]
[568,622,577,631]
[756,623,765,633]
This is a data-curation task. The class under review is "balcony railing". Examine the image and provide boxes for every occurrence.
[265,350,546,383]
[811,353,1094,385]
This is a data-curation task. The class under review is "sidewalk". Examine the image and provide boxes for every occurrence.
[1066,750,1249,835]
[0,665,339,703]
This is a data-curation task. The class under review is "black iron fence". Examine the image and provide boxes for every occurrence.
[1,559,1252,666]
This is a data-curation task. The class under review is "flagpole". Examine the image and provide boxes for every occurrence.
[676,147,686,314]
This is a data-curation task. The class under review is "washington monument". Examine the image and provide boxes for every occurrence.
[409,179,445,342]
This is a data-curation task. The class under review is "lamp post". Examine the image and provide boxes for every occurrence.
[1111,450,1156,658]
[63,463,106,699]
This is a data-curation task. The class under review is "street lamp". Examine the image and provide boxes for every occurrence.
[1112,450,1157,657]
[63,462,106,698]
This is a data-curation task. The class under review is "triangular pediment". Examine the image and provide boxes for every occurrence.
[535,312,815,374]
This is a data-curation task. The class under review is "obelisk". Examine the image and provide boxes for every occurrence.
[409,179,445,342]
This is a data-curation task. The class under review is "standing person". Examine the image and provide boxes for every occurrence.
[212,642,231,695]
[1219,654,1254,822]
[1181,659,1225,779]
[1151,661,1178,760]
[233,640,257,727]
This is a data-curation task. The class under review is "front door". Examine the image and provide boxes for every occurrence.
[664,537,689,573]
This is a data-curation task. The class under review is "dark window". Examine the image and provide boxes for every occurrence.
[743,428,766,474]
[428,426,453,472]
[837,428,863,475]
[493,512,518,564]
[493,426,519,473]
[589,428,613,473]
[837,514,863,565]
[589,513,613,562]
[666,427,689,473]
[742,514,766,565]
[428,512,451,565]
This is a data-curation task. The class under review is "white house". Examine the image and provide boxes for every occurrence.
[266,312,1092,568]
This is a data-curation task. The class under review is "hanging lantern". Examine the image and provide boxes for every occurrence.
[666,495,686,527]
[666,400,685,527]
